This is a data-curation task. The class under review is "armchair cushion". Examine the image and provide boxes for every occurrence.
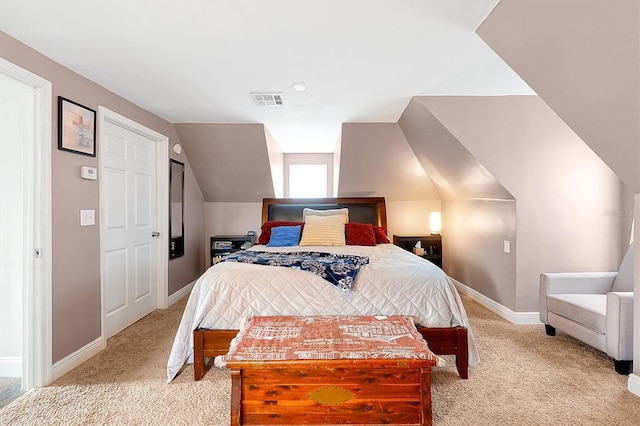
[547,294,606,333]
[539,272,615,325]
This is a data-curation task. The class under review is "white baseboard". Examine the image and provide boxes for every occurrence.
[51,337,106,383]
[628,374,640,397]
[0,356,22,377]
[451,278,542,325]
[167,279,196,306]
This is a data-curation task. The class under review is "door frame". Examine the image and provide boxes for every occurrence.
[0,57,53,389]
[97,107,169,341]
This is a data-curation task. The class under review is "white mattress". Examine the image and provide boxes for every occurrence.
[166,243,479,382]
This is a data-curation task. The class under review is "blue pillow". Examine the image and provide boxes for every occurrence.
[267,225,301,247]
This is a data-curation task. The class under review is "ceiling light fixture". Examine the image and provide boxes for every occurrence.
[292,82,307,92]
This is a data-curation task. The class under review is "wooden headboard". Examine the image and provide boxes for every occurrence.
[262,197,387,230]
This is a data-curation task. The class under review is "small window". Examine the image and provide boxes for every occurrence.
[288,164,328,198]
[283,153,333,198]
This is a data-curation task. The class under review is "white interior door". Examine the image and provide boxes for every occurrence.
[101,120,158,338]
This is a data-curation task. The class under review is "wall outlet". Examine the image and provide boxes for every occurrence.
[503,240,511,254]
[80,209,95,226]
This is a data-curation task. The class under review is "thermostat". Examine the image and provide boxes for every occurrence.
[81,166,97,180]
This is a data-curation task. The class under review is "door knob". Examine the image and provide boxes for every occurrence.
[152,231,160,237]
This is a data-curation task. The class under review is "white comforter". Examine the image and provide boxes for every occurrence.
[167,243,479,382]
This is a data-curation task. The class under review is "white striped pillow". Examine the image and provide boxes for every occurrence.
[299,214,346,246]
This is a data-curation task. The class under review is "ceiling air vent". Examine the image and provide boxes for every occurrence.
[251,92,285,107]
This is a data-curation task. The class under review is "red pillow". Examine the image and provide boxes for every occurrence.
[258,221,304,245]
[345,223,376,246]
[372,226,391,244]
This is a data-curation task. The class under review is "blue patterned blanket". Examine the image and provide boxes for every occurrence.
[217,251,370,292]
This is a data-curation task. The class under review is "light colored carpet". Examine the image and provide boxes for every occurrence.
[1,294,638,425]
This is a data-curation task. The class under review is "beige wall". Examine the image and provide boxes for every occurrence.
[205,202,263,243]
[386,200,442,238]
[398,101,513,201]
[174,123,276,202]
[443,199,517,308]
[0,31,205,363]
[339,123,440,201]
[201,134,445,255]
[478,0,640,192]
[398,99,517,311]
[200,122,447,261]
[418,96,623,311]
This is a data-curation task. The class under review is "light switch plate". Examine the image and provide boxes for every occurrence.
[80,209,95,226]
[503,240,511,254]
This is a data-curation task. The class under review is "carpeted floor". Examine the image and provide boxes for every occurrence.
[1,294,638,425]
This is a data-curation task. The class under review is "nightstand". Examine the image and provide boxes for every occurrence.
[210,235,254,266]
[393,234,442,268]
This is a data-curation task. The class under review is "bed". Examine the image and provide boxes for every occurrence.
[167,197,479,383]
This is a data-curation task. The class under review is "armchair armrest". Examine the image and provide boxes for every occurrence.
[539,272,617,323]
[605,292,634,360]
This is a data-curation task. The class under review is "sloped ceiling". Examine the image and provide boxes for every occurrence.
[0,1,533,153]
[174,123,275,202]
[398,98,513,201]
[413,96,621,202]
[338,123,440,201]
[477,0,640,191]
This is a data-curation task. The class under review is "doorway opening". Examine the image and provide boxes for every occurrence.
[0,58,52,406]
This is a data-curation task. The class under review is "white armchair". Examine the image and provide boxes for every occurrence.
[539,243,634,374]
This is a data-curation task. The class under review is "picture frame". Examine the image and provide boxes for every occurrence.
[58,96,96,157]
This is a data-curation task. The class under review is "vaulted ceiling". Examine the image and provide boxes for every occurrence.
[0,0,636,200]
[0,0,532,153]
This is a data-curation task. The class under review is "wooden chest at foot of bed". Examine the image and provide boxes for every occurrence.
[219,315,438,426]
[228,359,434,425]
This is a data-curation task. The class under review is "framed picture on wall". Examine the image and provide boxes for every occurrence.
[58,96,96,157]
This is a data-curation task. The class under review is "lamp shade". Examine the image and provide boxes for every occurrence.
[430,211,441,234]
